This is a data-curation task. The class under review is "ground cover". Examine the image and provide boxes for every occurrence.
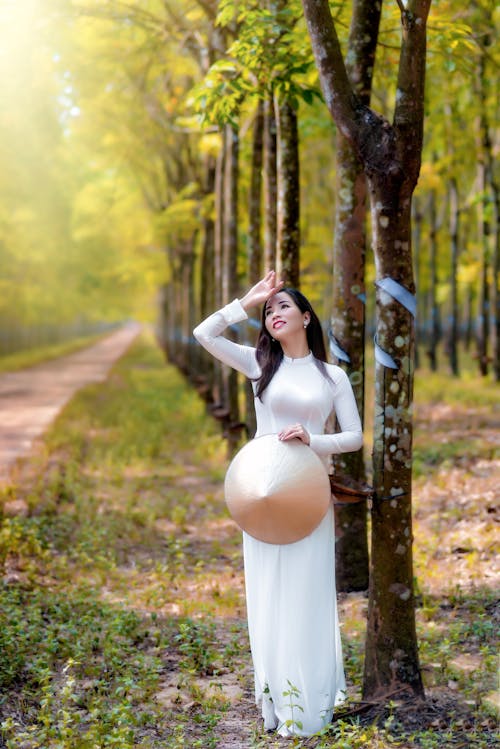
[0,333,498,748]
[0,332,114,374]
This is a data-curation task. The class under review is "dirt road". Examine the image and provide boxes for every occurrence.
[0,323,141,482]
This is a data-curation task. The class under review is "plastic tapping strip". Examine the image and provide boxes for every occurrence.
[373,277,417,369]
[373,334,399,369]
[375,277,417,317]
[328,330,351,363]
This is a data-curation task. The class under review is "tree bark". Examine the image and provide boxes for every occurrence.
[212,128,226,409]
[464,283,474,352]
[248,101,264,287]
[223,123,242,456]
[263,95,278,271]
[367,183,421,698]
[196,154,217,401]
[427,191,440,372]
[413,198,422,370]
[331,0,382,593]
[475,45,493,378]
[245,101,265,438]
[182,239,198,377]
[201,156,217,321]
[448,177,460,376]
[491,173,500,383]
[473,0,499,382]
[302,0,430,699]
[275,96,300,287]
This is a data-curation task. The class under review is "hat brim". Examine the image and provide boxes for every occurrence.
[224,434,331,544]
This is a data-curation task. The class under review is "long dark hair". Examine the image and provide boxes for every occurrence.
[254,287,332,400]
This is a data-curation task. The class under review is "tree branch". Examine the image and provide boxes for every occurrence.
[301,0,400,180]
[301,0,360,142]
[393,0,432,185]
[190,0,218,20]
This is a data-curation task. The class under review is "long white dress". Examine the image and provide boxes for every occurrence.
[193,299,363,737]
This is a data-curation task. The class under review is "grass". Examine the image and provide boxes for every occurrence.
[0,332,498,747]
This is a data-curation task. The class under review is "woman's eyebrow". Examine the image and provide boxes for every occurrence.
[265,298,287,312]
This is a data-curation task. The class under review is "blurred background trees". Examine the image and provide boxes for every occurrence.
[1,0,496,371]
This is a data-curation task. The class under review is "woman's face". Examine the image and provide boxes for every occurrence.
[264,292,310,341]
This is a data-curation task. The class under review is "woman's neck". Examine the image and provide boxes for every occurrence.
[280,338,310,360]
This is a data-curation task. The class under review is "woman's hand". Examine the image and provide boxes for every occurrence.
[240,270,284,311]
[278,424,310,446]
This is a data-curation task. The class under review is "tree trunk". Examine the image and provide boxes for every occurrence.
[157,281,172,361]
[427,191,440,372]
[263,95,278,271]
[464,283,474,352]
[331,0,382,593]
[302,0,430,699]
[245,101,265,438]
[196,154,217,402]
[332,135,369,592]
[475,52,490,377]
[212,127,226,410]
[223,123,242,456]
[248,101,264,286]
[181,239,197,378]
[365,181,422,697]
[474,0,499,382]
[448,177,460,376]
[173,254,186,372]
[413,198,422,370]
[275,96,300,287]
[476,242,490,378]
[201,156,217,321]
[491,174,500,383]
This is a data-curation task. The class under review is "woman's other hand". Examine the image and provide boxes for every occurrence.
[240,270,284,311]
[278,424,311,445]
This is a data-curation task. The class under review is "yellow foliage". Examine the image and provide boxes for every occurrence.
[199,133,223,157]
[417,163,444,194]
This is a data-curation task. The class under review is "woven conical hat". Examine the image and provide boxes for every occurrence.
[224,434,331,544]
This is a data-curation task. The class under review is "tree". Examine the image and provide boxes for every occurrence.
[276,96,300,285]
[301,0,431,698]
[330,0,382,592]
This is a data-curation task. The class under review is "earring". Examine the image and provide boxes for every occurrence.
[303,322,308,329]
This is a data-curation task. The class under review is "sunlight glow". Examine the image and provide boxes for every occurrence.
[0,0,41,98]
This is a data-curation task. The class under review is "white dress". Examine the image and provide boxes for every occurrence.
[193,299,363,737]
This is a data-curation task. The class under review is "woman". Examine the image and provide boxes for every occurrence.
[193,270,363,737]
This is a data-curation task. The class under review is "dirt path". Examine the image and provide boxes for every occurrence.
[0,323,141,483]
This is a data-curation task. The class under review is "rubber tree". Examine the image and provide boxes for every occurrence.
[222,123,243,455]
[474,35,494,378]
[448,175,461,376]
[188,0,321,443]
[245,101,265,437]
[263,95,278,270]
[276,96,300,286]
[473,3,500,382]
[427,190,441,371]
[302,0,430,698]
[412,198,422,369]
[330,0,382,593]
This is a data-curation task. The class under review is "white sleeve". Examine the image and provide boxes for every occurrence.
[309,367,363,456]
[193,299,261,379]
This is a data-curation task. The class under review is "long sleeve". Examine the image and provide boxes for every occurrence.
[193,299,261,379]
[309,367,363,457]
